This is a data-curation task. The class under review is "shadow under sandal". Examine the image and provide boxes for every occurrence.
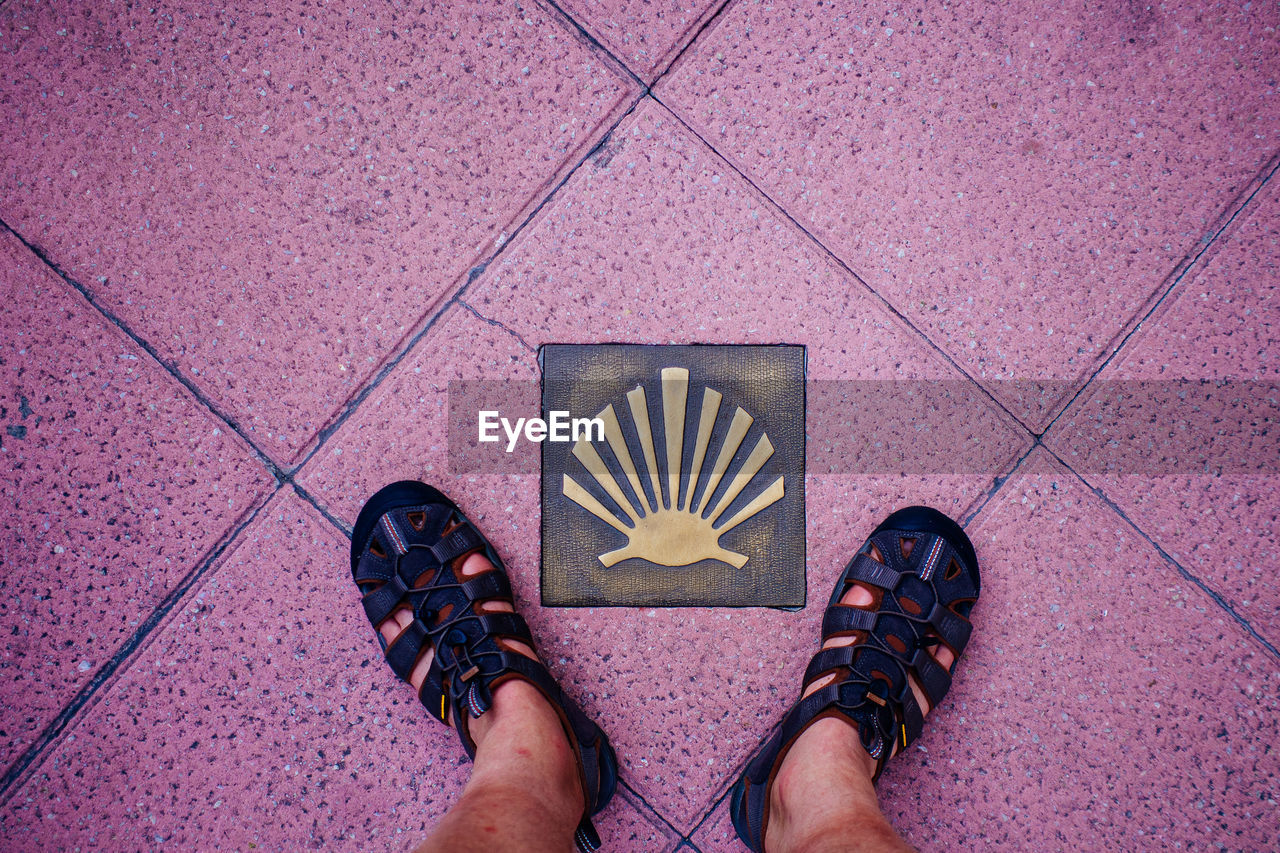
[730,505,981,853]
[350,480,619,853]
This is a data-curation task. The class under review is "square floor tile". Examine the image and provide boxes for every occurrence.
[541,344,805,607]
[0,0,637,462]
[0,230,273,771]
[1046,176,1280,643]
[657,0,1280,428]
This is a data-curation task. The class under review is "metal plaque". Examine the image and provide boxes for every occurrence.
[540,344,805,607]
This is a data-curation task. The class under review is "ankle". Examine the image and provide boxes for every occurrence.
[469,679,584,813]
[766,718,883,852]
[768,779,905,853]
[769,806,910,853]
[774,717,877,797]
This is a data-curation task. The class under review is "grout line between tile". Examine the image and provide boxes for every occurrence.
[288,289,464,476]
[614,779,687,846]
[647,97,1035,440]
[1041,150,1280,437]
[291,480,354,539]
[1044,447,1280,663]
[449,90,648,311]
[541,0,737,87]
[959,440,1039,528]
[0,218,290,487]
[537,0,648,91]
[0,483,282,804]
[687,783,734,843]
[648,0,739,86]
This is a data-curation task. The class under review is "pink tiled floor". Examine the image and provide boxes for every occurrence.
[2,0,1276,850]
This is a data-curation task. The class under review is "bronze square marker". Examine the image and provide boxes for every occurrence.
[540,344,805,607]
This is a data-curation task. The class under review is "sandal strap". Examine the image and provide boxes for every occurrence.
[910,647,953,709]
[460,569,512,601]
[926,600,972,651]
[350,482,618,840]
[360,574,408,626]
[574,819,602,853]
[354,556,395,584]
[431,522,484,565]
[844,552,902,591]
[819,604,877,636]
[384,617,431,681]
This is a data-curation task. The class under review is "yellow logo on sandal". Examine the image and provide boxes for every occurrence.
[562,367,784,569]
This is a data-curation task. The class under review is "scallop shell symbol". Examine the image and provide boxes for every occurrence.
[562,367,785,569]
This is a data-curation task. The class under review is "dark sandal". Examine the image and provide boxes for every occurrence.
[730,506,980,852]
[350,480,619,853]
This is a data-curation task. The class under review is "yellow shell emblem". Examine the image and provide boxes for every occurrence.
[563,367,784,569]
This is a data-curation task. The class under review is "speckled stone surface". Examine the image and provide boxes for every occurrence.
[295,303,543,526]
[696,450,1280,851]
[1046,177,1280,643]
[556,0,724,81]
[0,0,637,463]
[304,100,1028,828]
[0,230,274,772]
[0,492,679,851]
[3,0,1278,846]
[656,0,1280,428]
[466,98,1013,392]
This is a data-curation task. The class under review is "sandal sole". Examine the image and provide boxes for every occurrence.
[733,505,979,852]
